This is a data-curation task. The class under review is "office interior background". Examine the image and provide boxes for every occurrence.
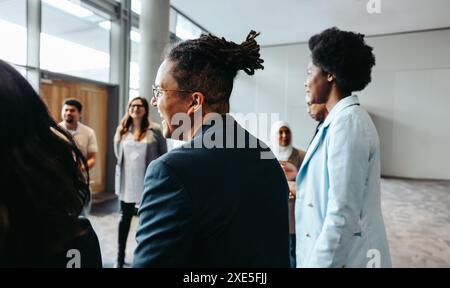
[1,0,449,267]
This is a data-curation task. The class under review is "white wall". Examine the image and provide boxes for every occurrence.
[230,29,450,180]
[230,43,314,150]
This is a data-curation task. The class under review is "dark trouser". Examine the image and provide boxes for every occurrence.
[117,201,136,267]
[289,234,296,268]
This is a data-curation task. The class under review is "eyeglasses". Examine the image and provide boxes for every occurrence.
[152,85,194,101]
[130,104,144,109]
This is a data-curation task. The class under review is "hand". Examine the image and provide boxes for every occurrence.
[279,161,298,181]
[288,181,296,199]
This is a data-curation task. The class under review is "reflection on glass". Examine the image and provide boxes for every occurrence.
[176,14,203,40]
[130,27,140,98]
[130,61,140,90]
[98,21,111,30]
[129,89,140,101]
[131,30,141,43]
[132,0,141,15]
[40,0,111,82]
[42,0,93,17]
[0,0,27,65]
[128,1,205,95]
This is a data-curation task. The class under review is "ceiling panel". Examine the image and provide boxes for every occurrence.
[171,0,450,45]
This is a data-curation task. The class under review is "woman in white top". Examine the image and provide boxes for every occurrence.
[113,96,167,268]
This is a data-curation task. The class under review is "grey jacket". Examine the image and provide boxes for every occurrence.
[114,126,167,197]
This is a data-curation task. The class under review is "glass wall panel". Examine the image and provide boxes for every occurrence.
[129,27,140,100]
[131,0,142,15]
[0,0,27,65]
[40,0,111,82]
[129,0,205,97]
[176,14,202,40]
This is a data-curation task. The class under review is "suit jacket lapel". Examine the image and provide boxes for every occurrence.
[298,124,326,176]
[298,95,361,177]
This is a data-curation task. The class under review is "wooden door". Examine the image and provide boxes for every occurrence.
[40,79,108,194]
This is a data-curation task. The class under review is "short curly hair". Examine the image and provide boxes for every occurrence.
[309,27,375,95]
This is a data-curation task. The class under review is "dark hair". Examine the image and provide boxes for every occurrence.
[63,98,83,113]
[167,30,264,111]
[0,60,90,266]
[115,96,151,142]
[308,27,375,96]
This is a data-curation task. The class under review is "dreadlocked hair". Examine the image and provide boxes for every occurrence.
[167,30,264,111]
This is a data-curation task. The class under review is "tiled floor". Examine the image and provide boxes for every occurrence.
[381,178,450,267]
[88,198,137,268]
[88,178,450,268]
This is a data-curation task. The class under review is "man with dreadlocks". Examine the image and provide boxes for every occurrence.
[133,31,290,267]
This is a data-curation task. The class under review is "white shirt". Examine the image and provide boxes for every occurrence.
[119,132,147,204]
[59,121,98,159]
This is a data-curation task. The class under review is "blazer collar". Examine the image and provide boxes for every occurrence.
[299,123,326,176]
[298,95,360,176]
[322,95,360,128]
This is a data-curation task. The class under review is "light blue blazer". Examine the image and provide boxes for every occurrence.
[295,95,391,268]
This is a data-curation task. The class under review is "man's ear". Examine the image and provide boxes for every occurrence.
[187,92,205,116]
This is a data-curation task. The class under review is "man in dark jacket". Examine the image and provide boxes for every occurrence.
[133,31,290,268]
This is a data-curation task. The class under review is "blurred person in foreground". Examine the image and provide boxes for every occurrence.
[0,59,102,268]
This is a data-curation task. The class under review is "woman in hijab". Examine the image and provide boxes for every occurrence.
[270,121,305,268]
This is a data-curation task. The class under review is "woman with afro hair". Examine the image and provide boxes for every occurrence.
[295,27,391,268]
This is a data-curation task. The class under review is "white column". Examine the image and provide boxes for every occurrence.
[26,0,41,91]
[139,0,170,123]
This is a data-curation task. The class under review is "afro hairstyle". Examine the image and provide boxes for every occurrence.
[308,27,375,95]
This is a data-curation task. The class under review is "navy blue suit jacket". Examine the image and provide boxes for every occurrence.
[133,116,290,267]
